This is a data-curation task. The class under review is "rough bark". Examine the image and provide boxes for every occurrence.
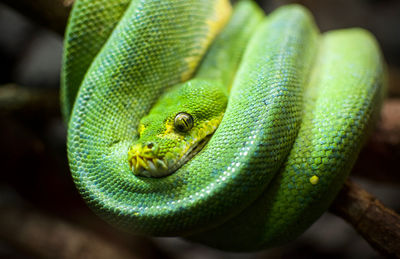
[331,180,400,258]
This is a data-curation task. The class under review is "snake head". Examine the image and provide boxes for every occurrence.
[128,79,227,177]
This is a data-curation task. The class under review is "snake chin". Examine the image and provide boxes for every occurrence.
[129,134,212,178]
[129,153,169,178]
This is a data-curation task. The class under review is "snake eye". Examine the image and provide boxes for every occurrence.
[174,112,194,132]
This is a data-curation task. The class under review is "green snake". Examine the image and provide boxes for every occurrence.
[62,0,385,251]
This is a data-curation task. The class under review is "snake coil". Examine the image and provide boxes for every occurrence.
[62,0,385,251]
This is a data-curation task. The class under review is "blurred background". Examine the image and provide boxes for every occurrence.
[0,0,399,258]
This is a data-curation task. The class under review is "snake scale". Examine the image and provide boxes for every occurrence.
[61,0,385,251]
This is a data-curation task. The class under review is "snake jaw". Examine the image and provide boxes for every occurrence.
[128,135,211,178]
[130,155,169,178]
[128,144,169,177]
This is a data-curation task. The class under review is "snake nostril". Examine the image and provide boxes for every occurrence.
[146,143,154,149]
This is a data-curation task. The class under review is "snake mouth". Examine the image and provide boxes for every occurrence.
[165,134,212,175]
[129,153,169,178]
[128,135,212,178]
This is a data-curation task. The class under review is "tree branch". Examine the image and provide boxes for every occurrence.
[0,84,60,115]
[330,180,400,258]
[352,99,400,183]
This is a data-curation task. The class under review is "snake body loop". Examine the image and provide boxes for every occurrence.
[62,0,385,251]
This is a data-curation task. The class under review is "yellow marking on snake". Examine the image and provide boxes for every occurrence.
[138,124,146,136]
[181,0,232,81]
[310,175,319,185]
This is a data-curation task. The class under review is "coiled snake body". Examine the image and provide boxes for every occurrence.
[62,0,385,251]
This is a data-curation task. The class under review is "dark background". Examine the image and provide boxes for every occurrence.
[0,0,399,258]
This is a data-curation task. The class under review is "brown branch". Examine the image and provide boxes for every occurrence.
[352,99,400,183]
[330,180,400,258]
[0,84,60,115]
[0,204,141,259]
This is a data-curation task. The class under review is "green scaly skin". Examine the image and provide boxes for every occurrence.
[128,79,228,177]
[62,0,385,251]
[127,1,264,178]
